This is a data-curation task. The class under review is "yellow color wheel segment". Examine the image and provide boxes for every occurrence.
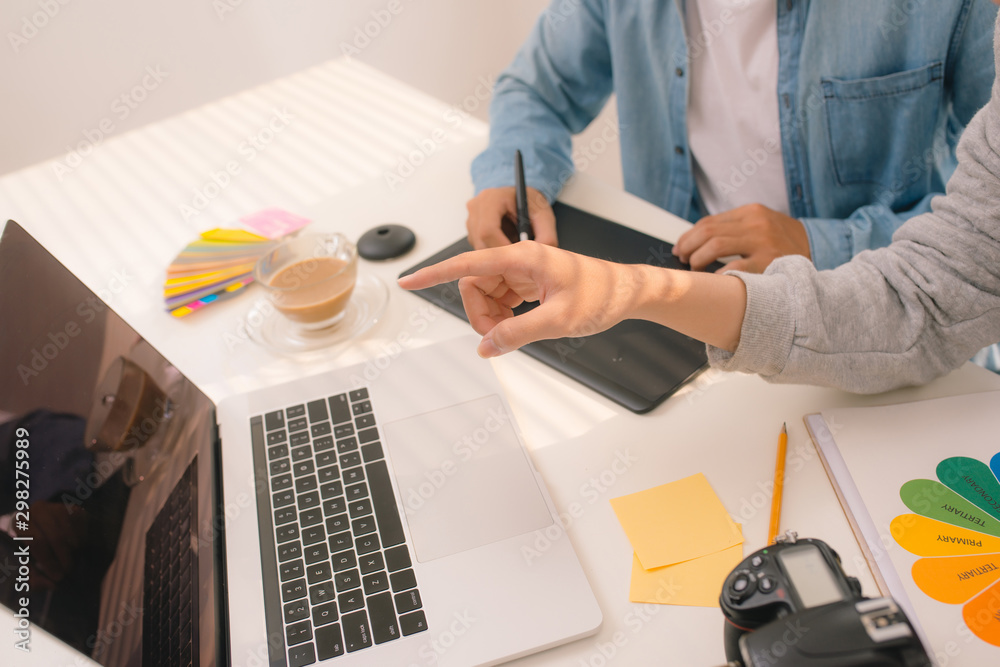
[891,514,1000,557]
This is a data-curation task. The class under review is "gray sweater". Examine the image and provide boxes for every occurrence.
[708,20,1000,394]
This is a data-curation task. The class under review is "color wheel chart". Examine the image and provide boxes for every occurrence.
[892,454,1000,647]
[807,388,1000,666]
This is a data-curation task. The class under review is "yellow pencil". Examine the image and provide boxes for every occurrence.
[767,423,788,545]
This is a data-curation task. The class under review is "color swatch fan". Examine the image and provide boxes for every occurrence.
[164,229,276,317]
[891,453,1000,647]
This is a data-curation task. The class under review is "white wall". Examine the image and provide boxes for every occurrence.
[1,0,622,187]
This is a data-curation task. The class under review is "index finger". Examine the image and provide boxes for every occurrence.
[397,245,531,291]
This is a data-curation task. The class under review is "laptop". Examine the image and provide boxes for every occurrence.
[0,220,602,666]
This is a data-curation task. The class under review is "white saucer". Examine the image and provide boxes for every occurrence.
[247,273,389,354]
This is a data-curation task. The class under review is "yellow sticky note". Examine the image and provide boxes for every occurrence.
[630,541,745,607]
[610,472,742,569]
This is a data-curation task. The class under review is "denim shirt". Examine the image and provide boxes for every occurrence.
[471,0,998,271]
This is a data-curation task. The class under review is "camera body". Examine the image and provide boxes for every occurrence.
[719,534,930,667]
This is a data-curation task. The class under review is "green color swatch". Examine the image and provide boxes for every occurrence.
[937,456,1000,522]
[900,479,1000,538]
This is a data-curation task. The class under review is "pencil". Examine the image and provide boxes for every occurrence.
[767,423,788,545]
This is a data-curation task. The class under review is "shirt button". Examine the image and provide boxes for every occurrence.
[675,146,685,156]
[675,67,684,77]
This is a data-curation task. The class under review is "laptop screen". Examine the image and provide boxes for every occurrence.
[0,221,225,666]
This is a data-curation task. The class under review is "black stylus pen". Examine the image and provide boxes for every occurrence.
[514,149,532,242]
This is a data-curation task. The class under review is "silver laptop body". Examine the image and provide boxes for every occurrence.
[0,220,601,667]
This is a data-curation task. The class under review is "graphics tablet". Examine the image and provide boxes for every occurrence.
[399,203,717,413]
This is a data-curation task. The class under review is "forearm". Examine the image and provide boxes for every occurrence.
[472,0,613,200]
[629,265,747,353]
[471,86,577,202]
[710,241,1000,394]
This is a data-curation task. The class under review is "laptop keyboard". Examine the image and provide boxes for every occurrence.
[252,387,428,666]
[143,457,198,667]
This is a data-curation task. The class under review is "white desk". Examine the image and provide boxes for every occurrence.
[4,58,1000,667]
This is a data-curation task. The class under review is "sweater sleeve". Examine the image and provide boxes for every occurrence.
[707,16,1000,394]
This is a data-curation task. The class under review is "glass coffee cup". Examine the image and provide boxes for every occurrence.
[254,233,359,330]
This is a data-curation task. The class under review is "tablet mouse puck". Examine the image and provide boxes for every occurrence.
[357,224,416,260]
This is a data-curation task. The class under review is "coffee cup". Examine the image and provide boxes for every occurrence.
[254,233,358,330]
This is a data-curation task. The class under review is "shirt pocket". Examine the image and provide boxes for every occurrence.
[822,61,943,189]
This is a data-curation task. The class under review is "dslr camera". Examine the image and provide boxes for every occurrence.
[719,533,931,666]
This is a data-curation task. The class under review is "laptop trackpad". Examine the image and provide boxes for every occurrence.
[382,394,553,562]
